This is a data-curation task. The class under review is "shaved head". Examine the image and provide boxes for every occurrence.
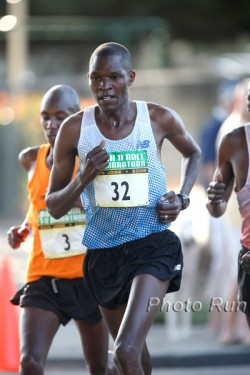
[41,85,80,114]
[89,42,133,73]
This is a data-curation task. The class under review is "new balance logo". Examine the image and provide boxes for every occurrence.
[137,140,150,149]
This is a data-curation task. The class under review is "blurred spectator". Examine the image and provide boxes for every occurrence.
[216,78,250,147]
[164,185,208,341]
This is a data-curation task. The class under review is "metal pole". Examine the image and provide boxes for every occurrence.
[6,0,28,90]
[1,0,28,217]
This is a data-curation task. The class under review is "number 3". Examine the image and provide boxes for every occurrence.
[62,234,70,251]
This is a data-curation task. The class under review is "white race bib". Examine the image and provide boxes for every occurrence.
[94,150,149,207]
[38,208,86,259]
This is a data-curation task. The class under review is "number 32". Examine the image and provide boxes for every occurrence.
[111,181,130,201]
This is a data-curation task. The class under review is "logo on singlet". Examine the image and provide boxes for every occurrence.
[137,140,150,149]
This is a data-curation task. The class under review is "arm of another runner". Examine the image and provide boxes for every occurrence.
[7,222,30,250]
[7,147,36,249]
[206,134,235,218]
[46,112,109,219]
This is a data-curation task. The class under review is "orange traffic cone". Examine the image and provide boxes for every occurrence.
[0,254,20,372]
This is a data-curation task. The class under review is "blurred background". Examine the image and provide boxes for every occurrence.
[1,0,250,216]
[1,0,250,349]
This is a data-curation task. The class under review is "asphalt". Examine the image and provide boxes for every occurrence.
[1,217,250,374]
[45,321,250,368]
[1,322,250,374]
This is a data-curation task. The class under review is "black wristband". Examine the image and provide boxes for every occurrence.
[177,193,190,210]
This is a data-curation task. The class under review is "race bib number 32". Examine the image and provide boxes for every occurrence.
[94,150,149,207]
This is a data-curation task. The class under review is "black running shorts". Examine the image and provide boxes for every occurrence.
[83,229,183,309]
[238,246,250,316]
[11,277,102,326]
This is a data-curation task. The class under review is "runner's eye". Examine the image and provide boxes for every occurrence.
[90,76,99,83]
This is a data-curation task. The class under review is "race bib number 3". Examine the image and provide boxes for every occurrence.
[38,208,87,259]
[94,150,149,207]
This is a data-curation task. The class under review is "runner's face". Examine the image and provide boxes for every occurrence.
[40,95,74,147]
[88,55,134,113]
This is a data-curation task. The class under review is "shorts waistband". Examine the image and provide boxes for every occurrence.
[38,276,83,294]
[92,230,168,253]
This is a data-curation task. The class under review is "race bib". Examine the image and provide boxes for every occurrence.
[38,208,86,259]
[94,150,149,207]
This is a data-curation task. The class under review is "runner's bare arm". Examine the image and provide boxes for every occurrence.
[45,115,84,218]
[46,115,109,218]
[206,135,235,217]
[150,104,201,196]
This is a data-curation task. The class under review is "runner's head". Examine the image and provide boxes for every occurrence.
[40,85,80,147]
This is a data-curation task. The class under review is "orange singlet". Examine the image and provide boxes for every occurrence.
[25,144,85,282]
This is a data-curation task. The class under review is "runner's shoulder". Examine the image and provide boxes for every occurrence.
[18,145,40,171]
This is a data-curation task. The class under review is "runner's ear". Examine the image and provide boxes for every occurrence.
[128,71,136,87]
